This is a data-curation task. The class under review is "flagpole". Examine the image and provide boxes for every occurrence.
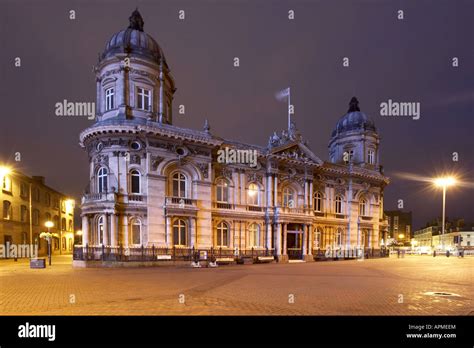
[288,87,291,130]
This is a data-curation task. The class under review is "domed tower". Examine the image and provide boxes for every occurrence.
[328,97,380,169]
[95,9,176,124]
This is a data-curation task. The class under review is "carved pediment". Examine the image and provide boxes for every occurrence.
[270,143,323,166]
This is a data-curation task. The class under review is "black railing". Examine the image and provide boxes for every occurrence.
[74,245,275,263]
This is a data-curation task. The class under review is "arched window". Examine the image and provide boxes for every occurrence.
[53,216,59,229]
[248,183,260,206]
[2,201,12,220]
[216,222,229,247]
[130,170,140,194]
[105,87,115,111]
[2,175,12,192]
[97,216,105,245]
[172,172,187,198]
[335,195,343,214]
[249,223,261,247]
[131,219,141,245]
[336,229,343,246]
[33,209,40,226]
[61,218,66,231]
[314,228,322,249]
[359,198,367,216]
[283,187,295,208]
[45,212,51,222]
[173,219,187,246]
[68,220,73,232]
[313,192,323,212]
[216,179,229,203]
[97,167,108,193]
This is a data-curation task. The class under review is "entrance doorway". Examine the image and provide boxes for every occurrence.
[287,223,303,259]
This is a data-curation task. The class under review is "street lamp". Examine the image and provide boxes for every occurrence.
[433,176,456,250]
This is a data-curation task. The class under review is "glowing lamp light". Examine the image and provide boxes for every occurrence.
[45,221,54,228]
[76,230,83,236]
[0,166,11,177]
[434,177,456,187]
[398,233,405,239]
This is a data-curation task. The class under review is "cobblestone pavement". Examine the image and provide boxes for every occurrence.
[0,255,472,315]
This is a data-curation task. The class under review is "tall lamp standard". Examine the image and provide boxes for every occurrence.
[433,177,456,250]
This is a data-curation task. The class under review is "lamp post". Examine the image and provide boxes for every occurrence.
[433,177,456,251]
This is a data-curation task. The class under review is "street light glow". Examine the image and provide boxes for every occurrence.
[45,221,54,228]
[434,176,456,187]
[0,166,11,177]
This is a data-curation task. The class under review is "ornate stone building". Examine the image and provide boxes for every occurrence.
[79,10,389,262]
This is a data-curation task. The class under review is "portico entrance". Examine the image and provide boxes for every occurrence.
[286,223,303,260]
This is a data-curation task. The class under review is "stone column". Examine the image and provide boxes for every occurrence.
[307,225,313,255]
[103,214,109,246]
[309,181,314,210]
[302,224,307,256]
[190,217,196,248]
[265,222,272,249]
[82,215,89,245]
[273,175,278,206]
[275,223,282,256]
[283,223,287,255]
[266,174,272,207]
[123,215,129,248]
[166,216,172,247]
[110,214,117,246]
[304,180,309,209]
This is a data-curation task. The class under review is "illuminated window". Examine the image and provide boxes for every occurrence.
[249,223,260,247]
[97,216,104,245]
[335,195,343,214]
[3,201,12,220]
[97,167,108,193]
[172,172,186,198]
[173,219,187,246]
[368,149,375,164]
[313,192,323,212]
[248,183,260,206]
[131,219,141,245]
[359,198,367,216]
[216,179,229,203]
[216,222,229,247]
[283,187,295,208]
[137,87,151,111]
[105,87,115,111]
[2,175,12,192]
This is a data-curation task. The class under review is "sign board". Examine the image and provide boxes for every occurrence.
[30,258,46,269]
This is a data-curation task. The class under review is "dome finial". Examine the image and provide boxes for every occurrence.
[128,8,144,31]
[348,96,360,112]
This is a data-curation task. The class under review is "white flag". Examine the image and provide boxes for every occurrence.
[275,87,290,101]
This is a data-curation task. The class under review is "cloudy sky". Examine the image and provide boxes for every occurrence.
[1,0,473,229]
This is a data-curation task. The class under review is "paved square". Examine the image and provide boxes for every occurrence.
[0,256,472,315]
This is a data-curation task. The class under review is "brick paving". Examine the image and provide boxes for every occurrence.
[0,255,472,315]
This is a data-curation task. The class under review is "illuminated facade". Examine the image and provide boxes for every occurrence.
[79,10,389,261]
[1,172,75,256]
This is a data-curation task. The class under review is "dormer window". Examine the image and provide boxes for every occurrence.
[105,87,115,111]
[137,87,152,111]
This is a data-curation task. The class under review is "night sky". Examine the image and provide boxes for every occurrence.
[1,0,473,230]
